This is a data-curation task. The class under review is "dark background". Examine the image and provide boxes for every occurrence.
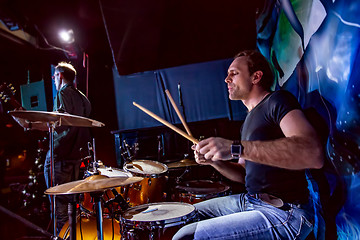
[0,0,259,166]
[0,0,259,237]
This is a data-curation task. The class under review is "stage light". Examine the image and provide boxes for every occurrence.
[58,29,74,44]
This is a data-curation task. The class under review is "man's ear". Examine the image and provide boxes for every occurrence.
[252,71,263,84]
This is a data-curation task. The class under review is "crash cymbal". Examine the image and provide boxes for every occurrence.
[9,110,104,127]
[45,175,143,195]
[167,159,198,168]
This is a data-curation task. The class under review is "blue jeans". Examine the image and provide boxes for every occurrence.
[44,151,81,234]
[173,193,314,240]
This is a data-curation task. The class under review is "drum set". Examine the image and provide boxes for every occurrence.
[10,110,232,240]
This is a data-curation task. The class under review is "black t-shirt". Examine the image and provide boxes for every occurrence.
[53,83,92,161]
[242,90,309,204]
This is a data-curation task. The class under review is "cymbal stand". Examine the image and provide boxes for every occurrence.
[68,194,78,240]
[91,192,105,240]
[87,139,99,175]
[48,120,58,236]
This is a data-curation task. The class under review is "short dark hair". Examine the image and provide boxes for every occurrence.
[235,50,274,91]
[55,62,76,82]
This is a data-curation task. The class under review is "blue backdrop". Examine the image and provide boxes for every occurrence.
[113,59,247,130]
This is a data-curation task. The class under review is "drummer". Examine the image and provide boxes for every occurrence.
[14,62,92,234]
[172,50,324,239]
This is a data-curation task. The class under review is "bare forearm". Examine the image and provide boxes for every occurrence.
[210,161,246,183]
[242,136,323,170]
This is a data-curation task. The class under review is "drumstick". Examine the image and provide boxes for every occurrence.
[133,102,199,144]
[165,89,193,137]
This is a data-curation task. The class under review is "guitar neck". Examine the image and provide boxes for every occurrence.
[0,83,25,110]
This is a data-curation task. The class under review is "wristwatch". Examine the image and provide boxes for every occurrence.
[231,140,244,159]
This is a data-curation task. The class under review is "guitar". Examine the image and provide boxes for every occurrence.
[0,82,24,110]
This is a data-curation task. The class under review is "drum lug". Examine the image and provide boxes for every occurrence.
[134,184,142,191]
[150,231,155,240]
[148,178,152,186]
[123,229,138,240]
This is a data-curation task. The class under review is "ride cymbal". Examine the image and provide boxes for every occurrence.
[167,159,198,168]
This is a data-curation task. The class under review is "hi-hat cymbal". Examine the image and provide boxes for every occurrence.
[167,159,198,168]
[45,175,143,195]
[9,110,105,127]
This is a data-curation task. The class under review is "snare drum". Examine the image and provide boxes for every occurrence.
[121,202,196,240]
[124,160,168,207]
[81,167,132,216]
[172,180,230,204]
[59,214,121,240]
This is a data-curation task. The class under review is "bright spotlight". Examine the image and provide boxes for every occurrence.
[58,29,74,44]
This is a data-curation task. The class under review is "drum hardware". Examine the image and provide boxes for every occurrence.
[120,139,135,165]
[175,168,190,185]
[82,167,133,216]
[10,110,105,236]
[157,134,165,162]
[104,188,130,213]
[45,175,143,240]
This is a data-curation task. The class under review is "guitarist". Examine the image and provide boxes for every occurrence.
[12,62,92,235]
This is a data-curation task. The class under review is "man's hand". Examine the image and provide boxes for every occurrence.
[192,145,214,165]
[193,137,233,162]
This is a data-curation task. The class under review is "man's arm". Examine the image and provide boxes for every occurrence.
[195,109,324,170]
[242,109,324,169]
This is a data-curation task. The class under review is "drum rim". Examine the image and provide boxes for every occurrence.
[121,202,196,226]
[175,180,231,196]
[124,159,168,177]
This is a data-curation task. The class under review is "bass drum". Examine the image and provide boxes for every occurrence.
[124,160,168,207]
[172,180,230,204]
[121,202,196,240]
[59,214,121,240]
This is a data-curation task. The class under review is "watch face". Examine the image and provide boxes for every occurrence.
[231,145,241,155]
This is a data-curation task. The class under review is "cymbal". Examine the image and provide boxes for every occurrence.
[167,159,198,168]
[45,175,143,195]
[9,110,104,127]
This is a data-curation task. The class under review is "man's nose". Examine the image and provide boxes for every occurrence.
[225,75,231,83]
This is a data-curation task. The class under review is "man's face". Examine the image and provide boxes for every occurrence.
[52,70,62,91]
[225,56,253,100]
